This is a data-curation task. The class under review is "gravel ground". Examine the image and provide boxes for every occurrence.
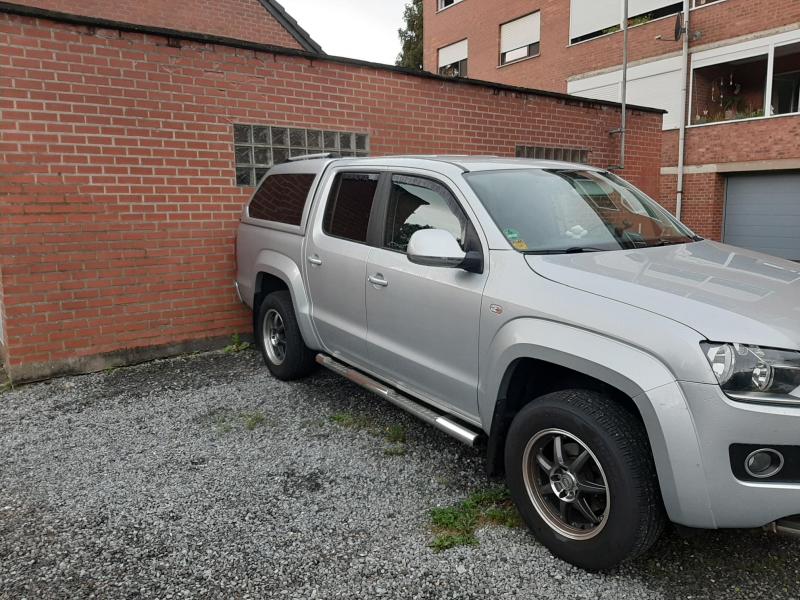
[1,349,798,599]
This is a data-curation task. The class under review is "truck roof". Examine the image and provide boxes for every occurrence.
[269,155,604,175]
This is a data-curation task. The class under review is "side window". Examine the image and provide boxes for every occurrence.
[384,175,468,253]
[323,173,380,243]
[249,173,316,225]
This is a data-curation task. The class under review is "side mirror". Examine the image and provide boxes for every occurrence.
[407,229,482,273]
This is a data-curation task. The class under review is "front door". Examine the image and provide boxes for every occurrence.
[305,171,382,366]
[365,173,487,419]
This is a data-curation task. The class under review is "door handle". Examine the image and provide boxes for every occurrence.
[307,255,323,266]
[368,274,389,287]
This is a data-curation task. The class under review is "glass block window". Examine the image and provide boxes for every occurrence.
[234,124,370,187]
[516,145,590,164]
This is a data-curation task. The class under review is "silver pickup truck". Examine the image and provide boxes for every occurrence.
[235,155,800,570]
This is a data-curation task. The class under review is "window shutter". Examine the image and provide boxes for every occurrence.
[500,12,540,54]
[438,39,468,68]
[569,0,620,41]
[629,0,683,17]
[570,0,683,41]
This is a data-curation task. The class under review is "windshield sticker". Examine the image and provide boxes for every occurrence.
[512,239,529,251]
[565,225,588,240]
[503,228,521,241]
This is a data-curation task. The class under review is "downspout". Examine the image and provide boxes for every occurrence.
[675,0,690,220]
[618,0,629,170]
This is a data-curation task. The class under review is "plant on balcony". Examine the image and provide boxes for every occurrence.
[714,74,743,119]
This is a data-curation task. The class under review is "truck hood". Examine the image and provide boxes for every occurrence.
[526,241,800,350]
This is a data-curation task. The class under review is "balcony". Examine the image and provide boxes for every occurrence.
[691,41,800,126]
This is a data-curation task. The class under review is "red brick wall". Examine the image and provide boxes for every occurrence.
[424,0,800,90]
[659,171,725,239]
[0,12,662,380]
[661,116,800,167]
[3,0,305,49]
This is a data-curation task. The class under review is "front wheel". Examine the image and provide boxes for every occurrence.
[505,389,664,570]
[256,291,316,380]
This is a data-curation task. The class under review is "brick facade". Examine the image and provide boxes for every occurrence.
[424,0,800,90]
[424,0,800,245]
[3,0,307,49]
[0,10,663,381]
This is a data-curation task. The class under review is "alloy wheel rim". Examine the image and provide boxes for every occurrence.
[263,309,286,365]
[522,428,610,540]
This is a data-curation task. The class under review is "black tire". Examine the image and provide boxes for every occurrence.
[256,290,317,380]
[504,389,664,571]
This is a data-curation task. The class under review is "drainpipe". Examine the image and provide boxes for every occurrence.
[618,0,629,170]
[675,0,690,220]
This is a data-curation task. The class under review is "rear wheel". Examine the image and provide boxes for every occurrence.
[256,291,316,380]
[505,389,664,570]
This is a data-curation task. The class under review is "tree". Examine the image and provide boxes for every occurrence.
[396,0,423,70]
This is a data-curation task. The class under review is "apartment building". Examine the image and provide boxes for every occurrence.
[424,0,800,260]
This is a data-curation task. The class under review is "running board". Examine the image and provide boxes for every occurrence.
[316,354,481,446]
[766,517,800,538]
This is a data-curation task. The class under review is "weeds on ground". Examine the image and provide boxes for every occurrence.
[0,380,13,395]
[429,486,523,552]
[200,408,267,433]
[330,411,409,456]
[242,411,267,431]
[223,333,251,354]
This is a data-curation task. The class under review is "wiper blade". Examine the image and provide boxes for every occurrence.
[651,238,695,247]
[524,247,607,255]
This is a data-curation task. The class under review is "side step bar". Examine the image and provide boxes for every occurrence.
[765,517,800,538]
[316,354,481,446]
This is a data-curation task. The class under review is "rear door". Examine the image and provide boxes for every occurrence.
[305,170,384,365]
[364,172,488,419]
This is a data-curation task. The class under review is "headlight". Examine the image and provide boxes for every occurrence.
[701,342,800,404]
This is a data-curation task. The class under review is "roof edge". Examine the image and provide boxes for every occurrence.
[257,0,324,54]
[0,1,665,115]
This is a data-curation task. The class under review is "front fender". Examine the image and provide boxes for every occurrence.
[251,250,322,350]
[480,318,715,527]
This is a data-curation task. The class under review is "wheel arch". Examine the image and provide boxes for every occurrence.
[480,318,714,527]
[485,355,647,478]
[251,250,321,350]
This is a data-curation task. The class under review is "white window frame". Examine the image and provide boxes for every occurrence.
[568,0,683,45]
[438,39,469,77]
[688,28,800,128]
[437,0,464,12]
[499,11,541,66]
[691,0,725,8]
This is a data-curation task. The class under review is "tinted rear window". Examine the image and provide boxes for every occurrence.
[248,173,316,225]
[323,173,380,243]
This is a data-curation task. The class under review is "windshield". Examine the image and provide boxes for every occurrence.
[465,169,697,253]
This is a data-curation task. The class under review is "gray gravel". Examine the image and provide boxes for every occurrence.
[1,349,798,599]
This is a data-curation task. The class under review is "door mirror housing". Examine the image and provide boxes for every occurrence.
[406,229,482,273]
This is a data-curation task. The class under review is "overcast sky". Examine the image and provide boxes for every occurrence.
[278,0,409,64]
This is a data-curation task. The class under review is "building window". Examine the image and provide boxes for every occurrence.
[516,145,590,164]
[772,42,800,115]
[500,12,541,65]
[438,39,468,77]
[233,124,369,187]
[690,35,800,125]
[692,0,723,6]
[248,174,317,225]
[692,56,768,124]
[438,0,463,10]
[569,0,683,45]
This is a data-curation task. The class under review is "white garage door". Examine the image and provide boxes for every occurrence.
[724,173,800,261]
